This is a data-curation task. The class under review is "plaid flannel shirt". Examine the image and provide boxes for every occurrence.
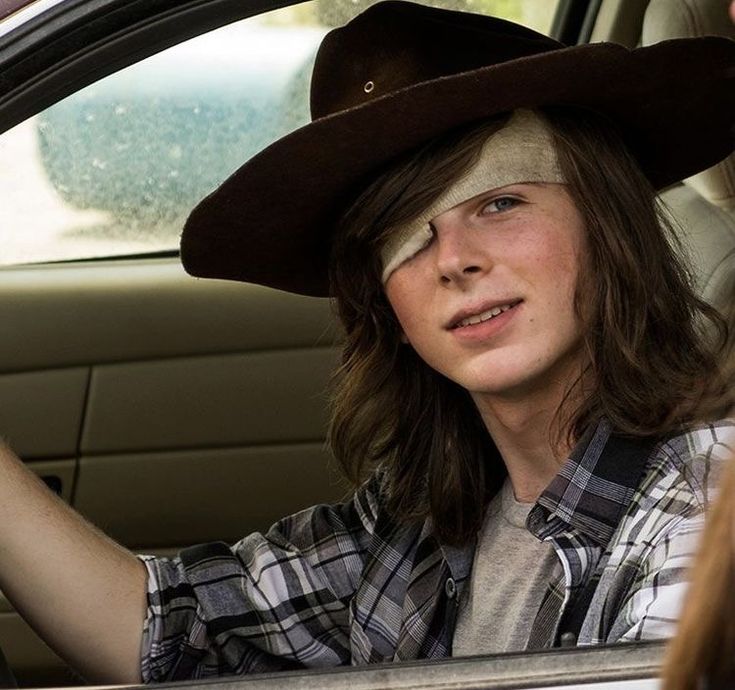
[140,419,735,681]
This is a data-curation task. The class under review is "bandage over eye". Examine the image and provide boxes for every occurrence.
[380,109,565,283]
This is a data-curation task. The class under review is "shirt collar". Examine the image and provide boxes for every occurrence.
[528,419,655,546]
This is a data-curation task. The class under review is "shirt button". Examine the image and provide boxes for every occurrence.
[559,632,577,647]
[445,577,457,599]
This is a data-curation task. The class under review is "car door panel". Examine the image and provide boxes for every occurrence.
[76,443,343,549]
[0,367,88,458]
[24,459,76,503]
[0,614,66,688]
[80,348,338,454]
[0,260,338,369]
[0,257,343,684]
[0,258,344,541]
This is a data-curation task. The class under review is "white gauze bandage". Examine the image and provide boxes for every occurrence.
[380,109,565,283]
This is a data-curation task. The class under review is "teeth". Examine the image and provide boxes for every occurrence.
[457,303,514,328]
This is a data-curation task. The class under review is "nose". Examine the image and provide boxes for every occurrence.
[431,209,487,286]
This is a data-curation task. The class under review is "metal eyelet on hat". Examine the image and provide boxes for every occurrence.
[363,80,375,93]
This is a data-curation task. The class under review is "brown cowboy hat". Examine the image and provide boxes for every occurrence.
[180,0,735,296]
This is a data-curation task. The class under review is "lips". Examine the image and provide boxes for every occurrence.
[448,299,523,330]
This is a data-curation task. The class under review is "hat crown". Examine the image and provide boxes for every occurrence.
[182,0,735,296]
[310,1,563,120]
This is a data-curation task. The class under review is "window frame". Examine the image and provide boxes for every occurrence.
[139,641,665,689]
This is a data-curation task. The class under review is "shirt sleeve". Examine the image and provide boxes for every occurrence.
[139,477,380,682]
[606,508,705,642]
[600,424,734,644]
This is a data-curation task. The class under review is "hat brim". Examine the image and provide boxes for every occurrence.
[181,38,735,296]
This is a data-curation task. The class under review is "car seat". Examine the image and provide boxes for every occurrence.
[642,0,735,411]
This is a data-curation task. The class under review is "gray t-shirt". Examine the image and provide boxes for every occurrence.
[452,478,561,656]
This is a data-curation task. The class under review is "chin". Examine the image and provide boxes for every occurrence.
[458,368,533,398]
[455,355,578,401]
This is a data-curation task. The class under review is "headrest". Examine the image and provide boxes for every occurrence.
[642,0,735,210]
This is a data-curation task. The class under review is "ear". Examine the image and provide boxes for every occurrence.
[399,331,409,344]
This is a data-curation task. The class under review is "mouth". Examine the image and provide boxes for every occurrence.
[448,299,523,330]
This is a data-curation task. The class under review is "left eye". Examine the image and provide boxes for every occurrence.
[482,196,518,214]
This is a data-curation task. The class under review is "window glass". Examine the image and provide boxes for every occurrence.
[0,0,559,265]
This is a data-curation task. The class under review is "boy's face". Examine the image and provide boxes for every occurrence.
[384,181,586,403]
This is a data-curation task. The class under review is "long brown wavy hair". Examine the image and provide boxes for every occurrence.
[328,106,730,546]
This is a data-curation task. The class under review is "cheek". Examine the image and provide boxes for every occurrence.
[516,236,579,289]
[538,212,586,284]
[546,252,586,335]
[385,275,425,339]
[393,306,432,347]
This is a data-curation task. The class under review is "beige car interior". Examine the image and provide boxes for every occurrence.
[643,0,735,321]
[0,0,732,685]
[0,265,345,685]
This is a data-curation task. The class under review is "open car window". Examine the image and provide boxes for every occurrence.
[0,0,559,266]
